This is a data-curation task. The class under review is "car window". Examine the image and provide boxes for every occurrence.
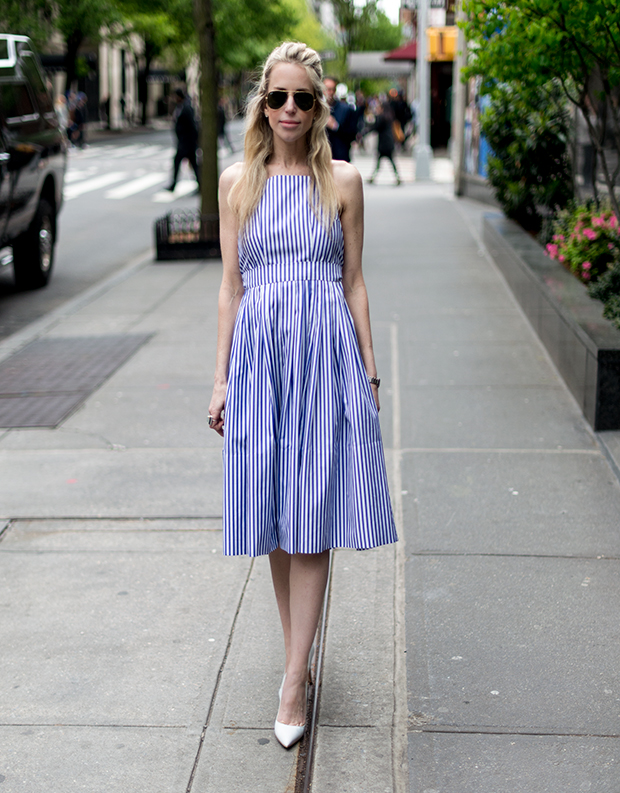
[20,54,53,114]
[0,83,36,122]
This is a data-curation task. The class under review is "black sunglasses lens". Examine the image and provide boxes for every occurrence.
[267,91,314,111]
[267,91,287,109]
[294,92,315,111]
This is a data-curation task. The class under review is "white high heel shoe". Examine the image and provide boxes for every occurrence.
[274,682,307,749]
[275,645,314,748]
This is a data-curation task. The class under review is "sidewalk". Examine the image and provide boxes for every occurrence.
[1,149,619,792]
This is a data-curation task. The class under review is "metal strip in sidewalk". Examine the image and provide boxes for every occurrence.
[0,334,152,428]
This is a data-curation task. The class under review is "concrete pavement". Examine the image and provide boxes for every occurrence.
[0,148,619,792]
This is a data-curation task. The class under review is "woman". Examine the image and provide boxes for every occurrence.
[364,100,402,186]
[208,41,397,749]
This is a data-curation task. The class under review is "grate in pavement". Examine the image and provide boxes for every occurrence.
[0,334,152,428]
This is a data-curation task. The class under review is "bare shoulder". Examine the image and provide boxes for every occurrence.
[219,161,244,193]
[332,160,362,215]
[332,159,362,194]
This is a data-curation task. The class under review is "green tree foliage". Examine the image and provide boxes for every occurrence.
[462,0,620,217]
[214,0,298,72]
[0,0,118,88]
[331,0,401,73]
[0,0,54,48]
[481,81,573,231]
[114,0,195,124]
[287,0,335,54]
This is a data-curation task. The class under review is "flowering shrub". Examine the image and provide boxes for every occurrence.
[588,262,620,330]
[545,202,620,283]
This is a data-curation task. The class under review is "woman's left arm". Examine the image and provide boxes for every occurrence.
[336,162,380,411]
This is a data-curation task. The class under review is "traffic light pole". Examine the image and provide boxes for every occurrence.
[415,0,433,180]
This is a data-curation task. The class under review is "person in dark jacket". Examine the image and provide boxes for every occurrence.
[364,101,401,185]
[323,77,358,162]
[165,88,201,191]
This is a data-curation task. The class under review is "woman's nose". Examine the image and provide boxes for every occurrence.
[284,95,297,112]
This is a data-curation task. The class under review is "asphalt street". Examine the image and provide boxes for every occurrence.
[0,121,245,340]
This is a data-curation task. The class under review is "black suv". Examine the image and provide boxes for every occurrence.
[0,34,66,289]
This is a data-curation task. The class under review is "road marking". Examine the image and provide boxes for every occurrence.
[132,145,167,159]
[152,181,197,202]
[64,172,126,200]
[64,167,97,184]
[105,172,167,199]
[105,144,145,159]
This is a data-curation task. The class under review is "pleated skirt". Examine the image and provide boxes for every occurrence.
[222,272,397,557]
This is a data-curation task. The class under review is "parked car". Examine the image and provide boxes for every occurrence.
[0,34,66,289]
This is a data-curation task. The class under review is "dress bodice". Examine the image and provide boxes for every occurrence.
[238,175,344,288]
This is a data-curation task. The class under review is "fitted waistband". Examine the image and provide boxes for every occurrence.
[242,261,343,288]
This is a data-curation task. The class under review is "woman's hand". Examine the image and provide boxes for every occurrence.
[371,382,380,412]
[208,383,227,437]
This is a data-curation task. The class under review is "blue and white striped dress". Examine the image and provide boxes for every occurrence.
[222,174,397,556]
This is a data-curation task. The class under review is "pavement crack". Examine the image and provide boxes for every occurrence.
[0,520,13,543]
[185,557,255,793]
[409,551,619,561]
[412,726,620,739]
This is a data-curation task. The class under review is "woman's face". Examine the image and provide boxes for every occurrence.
[265,62,316,145]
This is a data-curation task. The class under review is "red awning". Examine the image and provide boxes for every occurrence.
[384,40,417,61]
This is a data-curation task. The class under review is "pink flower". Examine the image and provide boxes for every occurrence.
[546,243,559,259]
[582,272,591,281]
[583,228,597,241]
[609,243,615,250]
[559,255,566,263]
[593,216,606,227]
[611,216,619,229]
[582,261,592,270]
[553,234,565,242]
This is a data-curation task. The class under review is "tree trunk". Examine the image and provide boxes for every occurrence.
[193,0,219,222]
[139,45,155,127]
[65,30,83,94]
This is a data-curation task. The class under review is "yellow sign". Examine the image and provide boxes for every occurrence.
[427,26,457,61]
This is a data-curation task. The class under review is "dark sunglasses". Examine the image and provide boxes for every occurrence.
[266,90,315,112]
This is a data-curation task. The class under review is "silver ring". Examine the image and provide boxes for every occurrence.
[208,415,214,426]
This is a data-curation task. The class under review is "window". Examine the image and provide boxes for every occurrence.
[20,55,53,114]
[0,83,36,122]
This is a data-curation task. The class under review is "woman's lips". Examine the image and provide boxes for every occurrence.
[280,120,300,127]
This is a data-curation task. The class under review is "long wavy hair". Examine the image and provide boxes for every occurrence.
[228,41,339,232]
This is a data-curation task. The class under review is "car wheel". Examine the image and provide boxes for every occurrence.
[12,198,56,290]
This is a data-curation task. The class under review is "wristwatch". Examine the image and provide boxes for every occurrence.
[368,376,380,387]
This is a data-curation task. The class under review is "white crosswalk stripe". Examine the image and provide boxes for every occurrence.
[105,172,168,199]
[64,172,126,200]
[64,167,97,184]
[105,144,146,159]
[132,145,169,159]
[152,182,197,202]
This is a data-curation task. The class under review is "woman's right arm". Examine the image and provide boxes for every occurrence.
[208,164,244,437]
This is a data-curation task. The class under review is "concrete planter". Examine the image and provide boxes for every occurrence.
[483,212,620,431]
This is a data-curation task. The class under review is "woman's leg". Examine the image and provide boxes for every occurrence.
[269,549,330,725]
[388,152,401,184]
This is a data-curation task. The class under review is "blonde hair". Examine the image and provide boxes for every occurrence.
[228,41,339,231]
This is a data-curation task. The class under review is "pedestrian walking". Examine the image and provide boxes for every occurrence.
[323,76,358,162]
[72,93,88,149]
[364,101,402,185]
[208,41,397,750]
[165,88,200,192]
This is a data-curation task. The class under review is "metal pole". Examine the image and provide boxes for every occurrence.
[415,0,432,179]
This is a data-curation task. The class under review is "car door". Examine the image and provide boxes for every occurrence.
[0,81,42,239]
[0,125,10,244]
